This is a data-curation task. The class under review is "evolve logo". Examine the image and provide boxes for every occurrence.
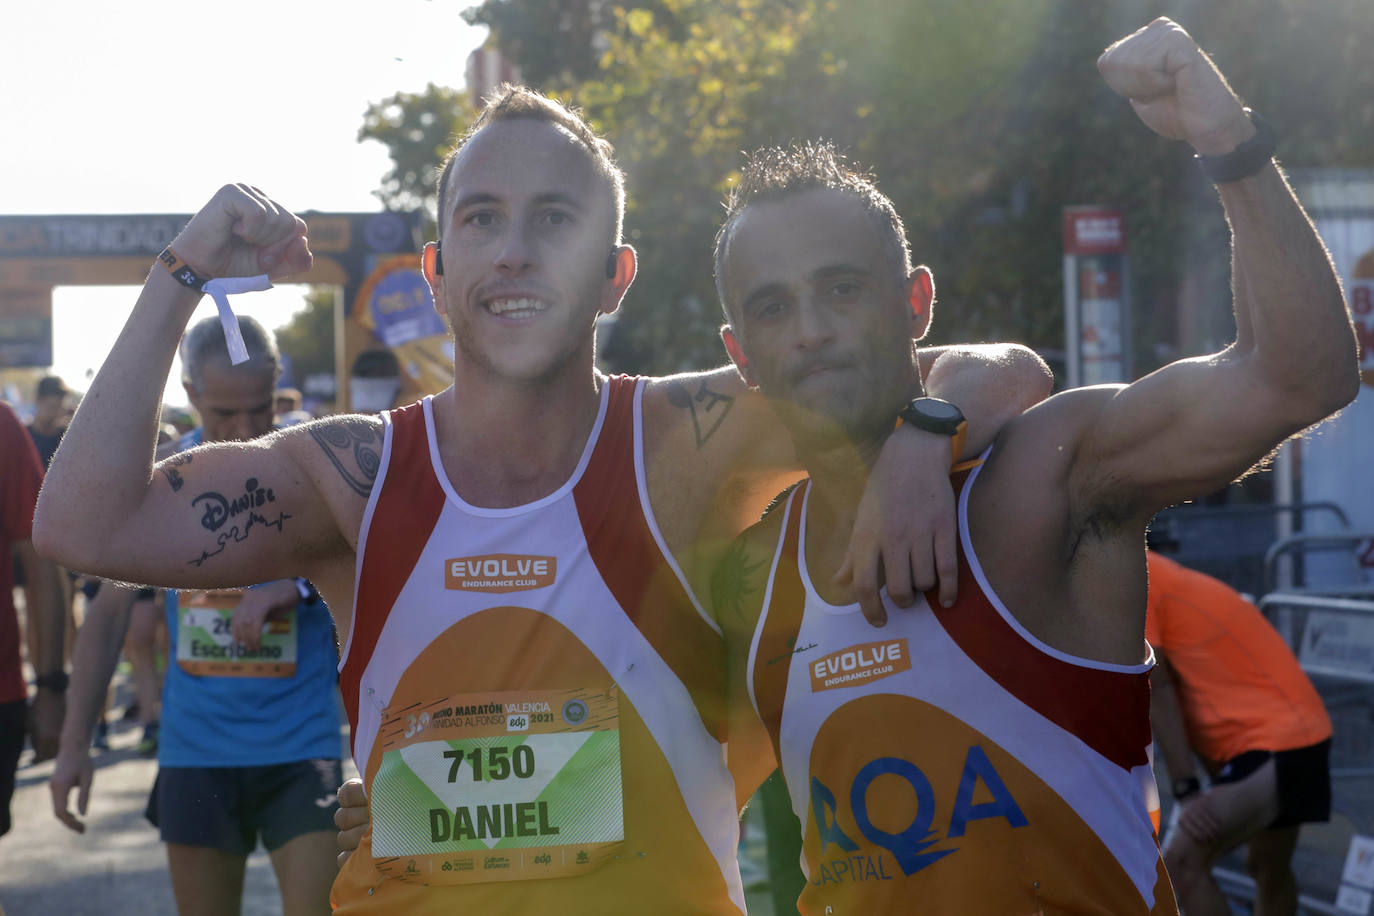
[810,745,1028,879]
[810,639,911,692]
[445,554,557,593]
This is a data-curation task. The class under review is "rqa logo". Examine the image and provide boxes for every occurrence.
[562,699,589,725]
[812,745,1028,876]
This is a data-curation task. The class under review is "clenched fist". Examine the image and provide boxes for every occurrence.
[1097,18,1254,156]
[169,183,313,281]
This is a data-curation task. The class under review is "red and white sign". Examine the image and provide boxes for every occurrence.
[1063,207,1126,255]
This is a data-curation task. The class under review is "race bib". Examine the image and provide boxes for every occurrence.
[175,589,298,678]
[371,686,624,885]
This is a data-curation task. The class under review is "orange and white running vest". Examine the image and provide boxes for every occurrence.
[748,463,1178,915]
[332,376,745,914]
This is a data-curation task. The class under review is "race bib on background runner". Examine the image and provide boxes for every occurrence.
[175,590,298,678]
[371,686,624,885]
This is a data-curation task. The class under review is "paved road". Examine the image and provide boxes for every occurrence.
[0,661,781,916]
[0,677,356,916]
[2,721,281,915]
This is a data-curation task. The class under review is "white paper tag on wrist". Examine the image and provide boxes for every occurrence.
[203,275,272,364]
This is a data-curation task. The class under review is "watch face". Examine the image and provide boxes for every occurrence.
[915,398,964,422]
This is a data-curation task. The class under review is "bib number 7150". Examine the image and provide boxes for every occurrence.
[444,744,536,781]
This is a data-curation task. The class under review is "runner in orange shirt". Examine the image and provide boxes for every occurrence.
[1146,551,1332,915]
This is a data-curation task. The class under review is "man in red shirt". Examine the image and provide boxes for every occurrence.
[1,401,66,835]
[1147,551,1332,915]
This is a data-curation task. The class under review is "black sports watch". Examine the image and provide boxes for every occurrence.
[1196,108,1276,184]
[1171,776,1201,801]
[35,671,69,693]
[897,397,968,466]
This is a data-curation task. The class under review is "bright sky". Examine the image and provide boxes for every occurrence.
[0,0,485,407]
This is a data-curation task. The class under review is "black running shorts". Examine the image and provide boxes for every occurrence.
[145,758,342,854]
[1212,739,1331,829]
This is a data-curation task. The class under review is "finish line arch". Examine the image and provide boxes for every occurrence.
[0,211,429,407]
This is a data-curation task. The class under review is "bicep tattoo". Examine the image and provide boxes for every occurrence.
[309,417,382,498]
[186,477,291,567]
[667,379,736,449]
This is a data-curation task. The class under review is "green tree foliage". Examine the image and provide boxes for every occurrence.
[359,83,476,223]
[363,0,1374,377]
[578,0,823,371]
[463,0,611,86]
[274,287,337,384]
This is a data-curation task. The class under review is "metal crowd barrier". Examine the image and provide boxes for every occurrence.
[1217,592,1374,913]
[1264,533,1374,596]
[1151,502,1351,597]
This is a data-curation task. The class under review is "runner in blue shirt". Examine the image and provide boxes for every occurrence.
[50,316,342,916]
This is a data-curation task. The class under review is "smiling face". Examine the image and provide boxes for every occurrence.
[720,187,928,450]
[430,118,632,387]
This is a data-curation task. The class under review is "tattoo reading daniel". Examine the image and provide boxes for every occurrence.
[187,477,291,567]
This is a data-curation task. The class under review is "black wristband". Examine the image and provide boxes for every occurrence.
[157,246,211,291]
[35,671,69,693]
[1196,109,1277,184]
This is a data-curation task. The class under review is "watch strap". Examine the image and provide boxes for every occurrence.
[1196,109,1276,184]
[897,398,968,468]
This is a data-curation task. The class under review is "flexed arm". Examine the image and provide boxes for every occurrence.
[32,186,353,591]
[1075,19,1357,519]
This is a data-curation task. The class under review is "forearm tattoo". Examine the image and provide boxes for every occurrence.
[186,477,291,567]
[667,379,735,449]
[710,538,766,622]
[309,417,382,498]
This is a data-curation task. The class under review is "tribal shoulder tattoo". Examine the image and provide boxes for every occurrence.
[309,416,382,498]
